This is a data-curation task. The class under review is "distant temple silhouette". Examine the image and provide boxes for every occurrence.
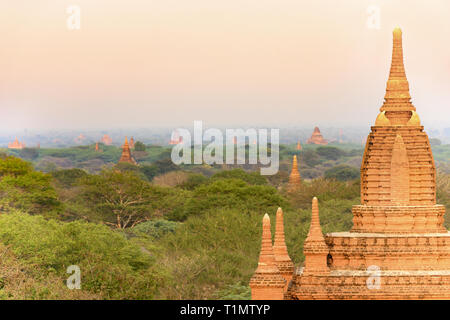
[307,127,328,145]
[288,155,301,191]
[118,137,137,165]
[101,134,113,146]
[169,130,183,145]
[8,137,25,149]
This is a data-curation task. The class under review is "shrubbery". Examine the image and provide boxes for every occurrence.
[0,156,61,217]
[176,178,288,221]
[0,212,168,299]
[324,164,360,181]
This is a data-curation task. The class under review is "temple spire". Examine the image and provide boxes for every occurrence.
[250,214,285,300]
[273,208,294,286]
[306,197,325,242]
[288,155,301,191]
[303,197,329,274]
[254,214,280,274]
[380,28,416,120]
[389,28,407,79]
[118,136,137,165]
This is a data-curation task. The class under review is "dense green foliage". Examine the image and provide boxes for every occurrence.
[324,164,360,181]
[0,156,61,216]
[210,169,268,185]
[175,178,288,221]
[134,141,146,151]
[132,220,181,240]
[0,212,167,299]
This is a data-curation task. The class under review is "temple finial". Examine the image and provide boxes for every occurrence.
[380,28,416,123]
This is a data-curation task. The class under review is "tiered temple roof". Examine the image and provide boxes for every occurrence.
[307,127,328,145]
[118,137,137,165]
[250,28,450,300]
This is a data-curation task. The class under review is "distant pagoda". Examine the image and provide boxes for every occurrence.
[307,127,328,145]
[8,137,25,149]
[169,130,183,145]
[118,137,137,165]
[288,155,301,191]
[74,134,86,144]
[296,141,302,151]
[249,28,450,300]
[129,137,135,148]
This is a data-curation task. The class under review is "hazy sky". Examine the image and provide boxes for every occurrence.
[1,0,450,131]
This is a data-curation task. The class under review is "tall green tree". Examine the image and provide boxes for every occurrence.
[78,170,156,228]
[0,156,61,216]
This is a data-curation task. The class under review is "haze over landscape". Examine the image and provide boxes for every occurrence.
[1,0,450,135]
[2,1,450,303]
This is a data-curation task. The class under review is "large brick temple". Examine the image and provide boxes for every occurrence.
[250,28,450,300]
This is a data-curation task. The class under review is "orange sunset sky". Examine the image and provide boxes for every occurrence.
[1,0,450,131]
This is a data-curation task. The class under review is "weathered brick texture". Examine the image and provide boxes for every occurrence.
[251,28,450,300]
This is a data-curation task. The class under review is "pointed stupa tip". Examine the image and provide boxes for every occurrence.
[380,26,415,116]
[276,207,283,217]
[306,196,325,241]
[263,213,270,225]
[393,27,402,34]
[312,197,319,218]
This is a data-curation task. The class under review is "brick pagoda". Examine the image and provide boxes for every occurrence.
[118,137,137,165]
[288,155,301,191]
[250,28,450,300]
[307,127,328,145]
[8,137,25,149]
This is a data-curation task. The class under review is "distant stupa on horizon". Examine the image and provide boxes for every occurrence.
[118,137,137,165]
[307,127,328,145]
[169,130,183,145]
[101,134,113,146]
[288,155,301,191]
[8,137,25,149]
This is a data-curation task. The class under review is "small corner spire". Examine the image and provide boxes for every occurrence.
[302,197,329,274]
